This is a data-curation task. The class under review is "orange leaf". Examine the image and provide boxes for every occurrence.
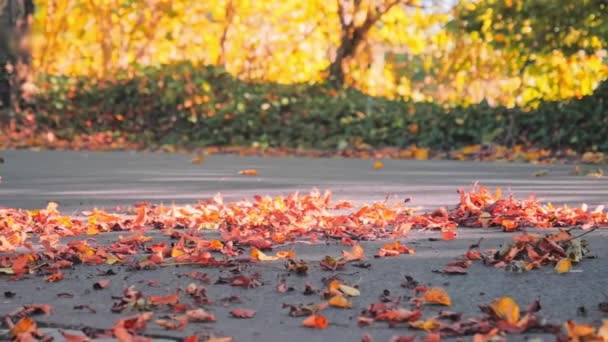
[10,317,36,337]
[442,230,457,241]
[489,297,520,325]
[328,294,352,308]
[61,330,91,342]
[251,247,278,261]
[239,169,258,176]
[565,320,597,340]
[46,271,64,282]
[302,314,328,329]
[342,244,365,261]
[149,293,180,306]
[501,219,518,231]
[422,288,451,306]
[373,161,384,169]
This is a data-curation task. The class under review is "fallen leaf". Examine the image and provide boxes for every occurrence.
[489,297,520,325]
[60,330,91,342]
[46,271,64,282]
[10,316,36,338]
[532,169,549,177]
[373,161,384,169]
[185,308,216,322]
[329,294,352,308]
[93,279,110,290]
[191,155,205,164]
[565,320,597,340]
[239,169,258,176]
[338,284,361,297]
[422,288,451,306]
[409,319,440,331]
[302,314,328,329]
[230,308,256,318]
[342,243,365,261]
[149,293,180,306]
[555,258,572,274]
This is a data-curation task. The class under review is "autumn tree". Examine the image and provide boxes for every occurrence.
[328,0,424,85]
[457,0,607,55]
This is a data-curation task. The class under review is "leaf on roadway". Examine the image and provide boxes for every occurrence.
[489,297,520,325]
[302,314,328,329]
[422,288,452,306]
[555,258,572,274]
[328,294,352,308]
[342,243,365,261]
[230,308,256,318]
[238,169,258,175]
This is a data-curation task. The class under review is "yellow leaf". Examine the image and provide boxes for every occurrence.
[422,287,451,306]
[171,247,185,258]
[106,253,120,265]
[409,319,440,331]
[555,258,572,274]
[373,161,384,169]
[328,294,352,308]
[489,297,520,325]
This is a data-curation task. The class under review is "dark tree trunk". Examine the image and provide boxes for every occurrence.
[0,0,34,127]
[328,0,401,86]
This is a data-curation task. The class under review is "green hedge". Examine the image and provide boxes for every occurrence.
[33,62,608,152]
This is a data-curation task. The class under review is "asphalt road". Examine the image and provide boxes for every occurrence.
[0,150,607,341]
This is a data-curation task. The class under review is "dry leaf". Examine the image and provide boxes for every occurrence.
[329,294,352,308]
[191,155,205,165]
[338,284,361,297]
[342,244,365,261]
[422,288,451,306]
[373,161,384,169]
[555,258,572,274]
[489,297,520,325]
[239,169,258,175]
[409,319,440,331]
[230,308,256,318]
[302,314,328,329]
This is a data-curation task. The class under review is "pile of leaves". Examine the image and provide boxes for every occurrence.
[3,63,608,155]
[0,185,607,340]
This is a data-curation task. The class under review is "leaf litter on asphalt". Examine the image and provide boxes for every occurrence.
[1,184,607,340]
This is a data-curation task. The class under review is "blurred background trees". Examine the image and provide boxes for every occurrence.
[27,0,606,107]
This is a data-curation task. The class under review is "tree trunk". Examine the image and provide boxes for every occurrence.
[0,0,34,127]
[328,0,401,86]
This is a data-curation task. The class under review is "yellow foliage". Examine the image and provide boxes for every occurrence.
[31,0,607,107]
